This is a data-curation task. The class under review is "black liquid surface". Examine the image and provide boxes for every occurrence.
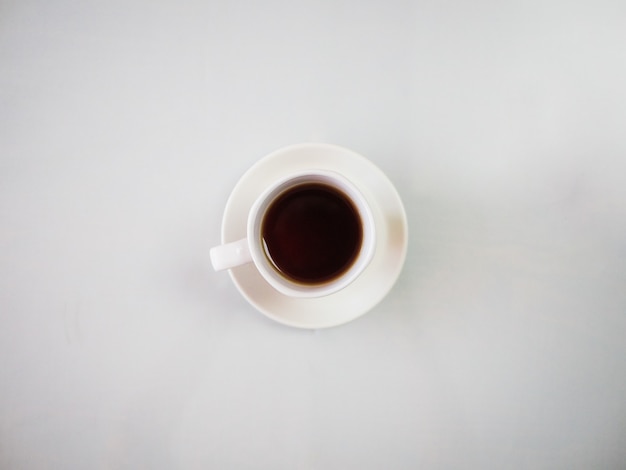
[262,183,362,284]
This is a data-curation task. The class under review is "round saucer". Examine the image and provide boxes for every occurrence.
[221,143,408,329]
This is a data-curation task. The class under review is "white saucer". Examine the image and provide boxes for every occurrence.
[221,143,408,329]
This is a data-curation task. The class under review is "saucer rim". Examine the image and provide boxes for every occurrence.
[221,142,408,329]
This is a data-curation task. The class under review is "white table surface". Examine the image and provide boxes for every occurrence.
[2,1,626,468]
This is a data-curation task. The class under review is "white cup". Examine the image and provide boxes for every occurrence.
[210,169,376,298]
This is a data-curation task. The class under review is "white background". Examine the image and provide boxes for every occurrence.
[2,0,626,468]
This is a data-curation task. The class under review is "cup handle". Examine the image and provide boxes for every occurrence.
[210,238,252,271]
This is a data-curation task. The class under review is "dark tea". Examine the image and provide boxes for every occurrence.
[261,183,363,284]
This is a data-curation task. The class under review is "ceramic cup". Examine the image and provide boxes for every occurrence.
[210,169,376,298]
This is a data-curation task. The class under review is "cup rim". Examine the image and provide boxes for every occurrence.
[246,169,376,298]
